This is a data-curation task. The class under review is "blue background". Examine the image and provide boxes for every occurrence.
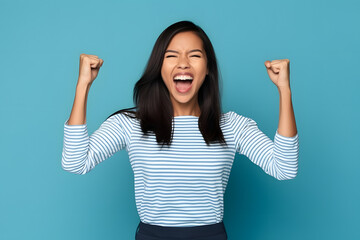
[1,0,359,239]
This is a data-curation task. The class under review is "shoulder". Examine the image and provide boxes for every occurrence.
[221,111,258,129]
[105,111,138,128]
[221,111,247,124]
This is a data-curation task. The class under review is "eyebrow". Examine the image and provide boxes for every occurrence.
[165,49,203,54]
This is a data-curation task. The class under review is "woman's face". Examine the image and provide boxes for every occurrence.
[161,31,208,112]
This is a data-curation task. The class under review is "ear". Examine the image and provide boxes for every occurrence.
[206,68,209,75]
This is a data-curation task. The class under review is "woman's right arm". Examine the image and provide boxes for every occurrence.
[62,112,131,175]
[62,54,130,175]
[67,53,103,125]
[66,82,90,125]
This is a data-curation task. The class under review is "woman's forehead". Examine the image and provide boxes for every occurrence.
[166,31,204,50]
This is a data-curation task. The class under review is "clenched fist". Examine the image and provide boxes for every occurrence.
[264,59,290,90]
[78,53,104,86]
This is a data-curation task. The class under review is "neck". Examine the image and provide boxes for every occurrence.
[171,98,201,117]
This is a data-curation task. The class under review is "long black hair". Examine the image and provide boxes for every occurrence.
[106,20,227,148]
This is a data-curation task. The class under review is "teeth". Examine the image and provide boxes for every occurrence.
[174,75,193,81]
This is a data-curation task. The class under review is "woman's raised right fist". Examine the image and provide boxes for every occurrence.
[77,53,104,86]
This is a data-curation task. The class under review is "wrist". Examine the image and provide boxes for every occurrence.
[277,86,291,94]
[76,81,91,93]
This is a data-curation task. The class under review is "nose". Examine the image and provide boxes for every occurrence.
[177,55,190,69]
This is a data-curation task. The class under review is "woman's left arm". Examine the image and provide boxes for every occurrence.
[265,59,297,137]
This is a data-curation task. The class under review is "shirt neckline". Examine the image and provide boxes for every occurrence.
[173,115,199,118]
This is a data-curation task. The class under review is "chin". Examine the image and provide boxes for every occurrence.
[175,98,193,104]
[172,94,194,104]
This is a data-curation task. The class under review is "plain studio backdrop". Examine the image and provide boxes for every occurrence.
[0,0,359,239]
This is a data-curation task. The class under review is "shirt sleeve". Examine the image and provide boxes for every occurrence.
[229,111,299,180]
[61,113,133,175]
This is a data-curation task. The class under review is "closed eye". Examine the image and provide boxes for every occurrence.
[165,55,201,58]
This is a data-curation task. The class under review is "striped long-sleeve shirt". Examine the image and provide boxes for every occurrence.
[61,111,299,227]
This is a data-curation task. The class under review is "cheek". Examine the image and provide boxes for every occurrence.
[161,62,170,76]
[161,63,176,84]
[197,77,206,89]
[193,60,207,73]
[161,70,172,90]
[195,63,208,79]
[160,66,167,80]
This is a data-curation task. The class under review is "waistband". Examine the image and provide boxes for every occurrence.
[136,220,227,239]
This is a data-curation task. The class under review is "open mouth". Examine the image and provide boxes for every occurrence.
[173,75,193,93]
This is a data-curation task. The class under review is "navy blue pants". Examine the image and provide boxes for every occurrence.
[135,221,228,240]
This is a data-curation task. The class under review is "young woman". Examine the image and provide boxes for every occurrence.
[62,20,298,240]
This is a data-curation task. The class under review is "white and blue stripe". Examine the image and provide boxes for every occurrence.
[62,111,299,227]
